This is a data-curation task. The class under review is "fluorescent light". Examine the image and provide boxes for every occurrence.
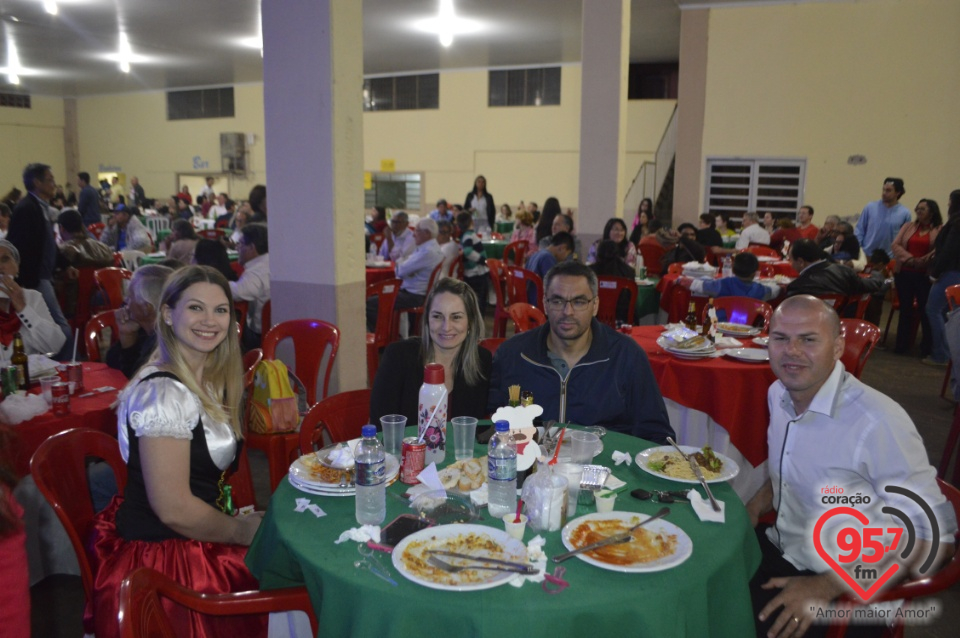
[411,0,483,48]
[43,1,58,16]
[118,32,131,73]
[6,38,22,85]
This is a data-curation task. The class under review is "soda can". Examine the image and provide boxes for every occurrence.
[2,366,19,396]
[52,382,70,416]
[67,362,84,393]
[400,437,426,485]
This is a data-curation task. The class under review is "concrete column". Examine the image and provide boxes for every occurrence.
[577,0,630,241]
[673,9,709,227]
[261,0,366,393]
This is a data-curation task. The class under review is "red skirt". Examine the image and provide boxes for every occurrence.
[85,497,266,638]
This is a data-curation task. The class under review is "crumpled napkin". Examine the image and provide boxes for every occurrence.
[688,490,725,523]
[294,497,326,518]
[713,336,743,349]
[611,451,632,466]
[604,473,627,491]
[334,524,381,544]
[404,463,446,501]
[0,393,50,425]
[509,535,548,587]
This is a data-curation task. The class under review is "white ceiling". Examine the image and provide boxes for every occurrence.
[0,0,786,97]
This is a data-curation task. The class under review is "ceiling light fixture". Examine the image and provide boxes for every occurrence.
[5,40,21,85]
[43,1,58,16]
[118,32,131,73]
[411,0,483,49]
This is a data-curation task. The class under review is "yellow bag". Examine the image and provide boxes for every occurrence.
[248,359,300,434]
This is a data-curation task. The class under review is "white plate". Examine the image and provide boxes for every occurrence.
[656,335,715,354]
[717,323,761,337]
[725,348,769,363]
[756,256,778,263]
[560,512,692,573]
[287,474,354,497]
[635,445,740,484]
[752,336,769,347]
[288,453,399,488]
[666,350,716,360]
[392,524,528,591]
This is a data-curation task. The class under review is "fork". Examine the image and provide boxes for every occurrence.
[427,555,531,574]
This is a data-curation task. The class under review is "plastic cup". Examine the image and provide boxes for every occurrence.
[380,414,407,457]
[451,416,478,461]
[570,431,601,464]
[502,513,528,540]
[596,493,617,513]
[554,463,583,516]
[40,376,57,404]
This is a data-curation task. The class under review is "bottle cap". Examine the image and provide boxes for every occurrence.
[362,424,376,438]
[495,420,510,432]
[424,363,445,384]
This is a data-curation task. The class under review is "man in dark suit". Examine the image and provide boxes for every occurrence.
[785,238,885,299]
[77,171,102,225]
[7,163,76,356]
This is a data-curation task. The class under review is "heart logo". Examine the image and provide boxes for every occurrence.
[813,507,900,602]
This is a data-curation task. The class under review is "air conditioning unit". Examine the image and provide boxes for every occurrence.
[221,132,246,174]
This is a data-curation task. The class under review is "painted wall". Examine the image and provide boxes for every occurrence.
[0,96,66,195]
[697,0,960,218]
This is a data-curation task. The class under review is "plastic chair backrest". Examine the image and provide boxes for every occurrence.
[596,276,638,327]
[503,240,528,268]
[479,338,506,354]
[367,278,401,347]
[85,310,120,362]
[849,292,872,320]
[30,428,127,603]
[94,267,133,310]
[262,319,340,406]
[839,318,881,379]
[667,262,684,275]
[637,243,667,276]
[815,293,847,312]
[298,389,372,454]
[486,258,507,310]
[88,222,105,239]
[947,284,960,311]
[118,567,317,638]
[72,266,100,331]
[743,244,780,258]
[505,267,544,311]
[447,253,464,279]
[261,300,272,333]
[506,302,547,333]
[702,296,773,331]
[242,348,263,387]
[234,300,249,341]
[198,228,222,240]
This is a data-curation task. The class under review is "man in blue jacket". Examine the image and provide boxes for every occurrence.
[487,260,673,443]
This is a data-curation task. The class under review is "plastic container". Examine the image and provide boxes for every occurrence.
[418,364,448,466]
[487,420,517,518]
[521,458,569,532]
[355,424,386,525]
[722,255,733,278]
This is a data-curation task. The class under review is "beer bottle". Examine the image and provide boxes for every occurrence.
[683,301,697,331]
[11,332,30,390]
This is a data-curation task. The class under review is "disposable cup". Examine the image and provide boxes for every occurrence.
[570,431,601,464]
[554,463,583,516]
[40,376,57,404]
[380,414,407,457]
[451,416,478,461]
[502,513,528,540]
[596,494,617,513]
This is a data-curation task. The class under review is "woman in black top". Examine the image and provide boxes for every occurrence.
[371,277,492,425]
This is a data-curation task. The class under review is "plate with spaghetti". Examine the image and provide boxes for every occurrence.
[560,512,692,573]
[635,445,739,484]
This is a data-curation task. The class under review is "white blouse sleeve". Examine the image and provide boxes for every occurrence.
[125,376,200,440]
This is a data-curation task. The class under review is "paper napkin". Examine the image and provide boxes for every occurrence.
[334,524,381,544]
[611,451,633,466]
[509,535,548,588]
[688,490,725,523]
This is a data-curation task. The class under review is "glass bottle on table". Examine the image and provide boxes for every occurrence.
[11,332,30,390]
[702,298,717,343]
[683,301,698,332]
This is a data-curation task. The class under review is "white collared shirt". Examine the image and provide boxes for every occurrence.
[766,361,956,572]
[396,239,443,296]
[736,223,771,249]
[380,227,415,262]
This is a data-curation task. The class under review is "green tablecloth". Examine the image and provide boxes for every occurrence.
[484,239,509,260]
[495,221,515,235]
[246,429,760,638]
[635,276,661,322]
[141,248,238,265]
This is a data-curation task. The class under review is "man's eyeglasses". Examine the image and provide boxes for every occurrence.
[545,296,595,311]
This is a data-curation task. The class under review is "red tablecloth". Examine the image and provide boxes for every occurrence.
[766,260,798,277]
[366,263,396,287]
[631,325,777,466]
[9,362,128,477]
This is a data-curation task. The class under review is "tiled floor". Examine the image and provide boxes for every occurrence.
[29,309,960,637]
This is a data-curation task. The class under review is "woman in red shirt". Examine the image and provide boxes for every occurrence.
[890,198,942,355]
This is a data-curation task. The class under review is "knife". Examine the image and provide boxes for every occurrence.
[688,457,721,512]
[426,550,538,574]
[552,506,670,563]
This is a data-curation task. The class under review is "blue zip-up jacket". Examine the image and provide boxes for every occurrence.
[487,319,674,444]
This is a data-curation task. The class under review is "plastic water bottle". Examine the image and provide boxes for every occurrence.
[418,363,447,466]
[487,420,517,518]
[722,254,733,278]
[355,424,386,525]
[634,251,647,282]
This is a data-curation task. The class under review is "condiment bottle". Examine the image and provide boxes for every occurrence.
[11,332,30,390]
[418,363,447,466]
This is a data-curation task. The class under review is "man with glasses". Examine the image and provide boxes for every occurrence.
[487,261,673,443]
[231,223,270,350]
[379,211,416,262]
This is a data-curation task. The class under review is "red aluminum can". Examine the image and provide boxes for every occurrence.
[52,382,70,416]
[67,362,84,393]
[400,437,426,485]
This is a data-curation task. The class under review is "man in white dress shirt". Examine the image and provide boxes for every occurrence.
[747,295,955,637]
[230,222,269,350]
[736,211,771,249]
[378,211,416,262]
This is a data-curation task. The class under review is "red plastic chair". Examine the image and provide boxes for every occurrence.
[502,240,528,268]
[939,405,960,486]
[72,266,101,331]
[393,262,444,339]
[506,303,547,334]
[197,228,223,240]
[505,266,544,312]
[667,262,685,275]
[242,348,263,387]
[85,310,120,362]
[254,320,341,490]
[596,276,638,327]
[113,251,124,267]
[261,300,272,334]
[233,300,249,342]
[369,233,385,253]
[119,567,317,638]
[701,296,773,331]
[839,318,881,379]
[487,258,510,338]
[637,242,667,276]
[94,267,133,310]
[848,292,872,320]
[367,278,401,386]
[30,429,128,611]
[742,245,780,259]
[824,478,960,638]
[815,293,848,312]
[298,389,372,454]
[479,337,506,355]
[87,222,105,239]
[447,253,464,280]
